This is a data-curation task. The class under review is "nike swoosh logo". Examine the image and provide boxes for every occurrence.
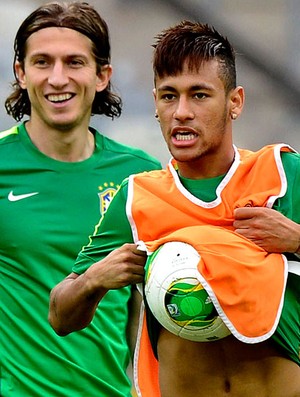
[8,191,39,202]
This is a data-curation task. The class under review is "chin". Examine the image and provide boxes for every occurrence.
[49,121,77,131]
[171,149,198,162]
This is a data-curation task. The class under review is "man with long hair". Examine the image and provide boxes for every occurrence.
[0,2,160,396]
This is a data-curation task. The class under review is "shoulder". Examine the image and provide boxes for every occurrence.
[260,143,300,168]
[0,126,22,157]
[128,168,170,190]
[280,149,300,169]
[133,168,168,179]
[93,129,162,170]
[120,168,169,189]
[0,125,19,143]
[280,149,300,194]
[258,143,300,172]
[238,144,300,168]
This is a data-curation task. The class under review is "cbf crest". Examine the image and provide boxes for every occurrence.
[98,182,119,214]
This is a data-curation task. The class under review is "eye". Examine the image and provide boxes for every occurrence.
[194,92,208,100]
[161,93,176,101]
[68,58,85,68]
[33,58,49,67]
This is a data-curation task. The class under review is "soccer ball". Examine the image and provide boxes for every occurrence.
[144,241,231,342]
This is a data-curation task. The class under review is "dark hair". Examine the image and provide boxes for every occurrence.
[5,1,122,121]
[152,20,236,94]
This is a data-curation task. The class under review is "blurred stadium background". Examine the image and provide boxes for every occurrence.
[1,0,300,166]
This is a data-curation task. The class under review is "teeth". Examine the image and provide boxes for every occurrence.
[48,93,72,102]
[175,133,196,141]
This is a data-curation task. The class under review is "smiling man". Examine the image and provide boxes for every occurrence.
[15,26,110,160]
[0,2,161,396]
[49,20,300,397]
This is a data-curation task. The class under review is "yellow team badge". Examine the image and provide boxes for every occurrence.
[98,182,119,214]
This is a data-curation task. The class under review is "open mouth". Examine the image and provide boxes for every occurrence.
[47,93,74,103]
[174,132,197,141]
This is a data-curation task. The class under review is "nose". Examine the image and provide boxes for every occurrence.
[173,97,194,120]
[48,62,69,87]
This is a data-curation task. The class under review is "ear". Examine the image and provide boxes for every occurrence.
[229,85,245,120]
[95,64,113,92]
[153,88,158,109]
[153,88,159,120]
[153,88,157,101]
[15,61,27,89]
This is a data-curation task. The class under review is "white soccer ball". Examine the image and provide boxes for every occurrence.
[144,241,231,342]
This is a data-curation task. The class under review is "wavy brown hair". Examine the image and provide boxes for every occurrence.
[5,1,122,121]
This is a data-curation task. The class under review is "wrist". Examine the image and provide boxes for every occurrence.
[295,237,300,256]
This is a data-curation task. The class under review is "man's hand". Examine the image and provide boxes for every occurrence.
[86,243,147,290]
[49,243,147,335]
[233,207,300,253]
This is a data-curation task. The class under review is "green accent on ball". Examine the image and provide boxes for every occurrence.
[180,296,203,316]
[165,279,217,326]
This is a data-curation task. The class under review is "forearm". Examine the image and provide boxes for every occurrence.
[49,271,107,336]
[49,244,146,336]
[233,207,300,254]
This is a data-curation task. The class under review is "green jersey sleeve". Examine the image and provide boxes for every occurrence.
[73,178,132,274]
[274,151,300,223]
[272,151,300,366]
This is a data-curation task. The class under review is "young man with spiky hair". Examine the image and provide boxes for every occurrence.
[50,20,300,396]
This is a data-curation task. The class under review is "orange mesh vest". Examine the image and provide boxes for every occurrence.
[130,144,292,397]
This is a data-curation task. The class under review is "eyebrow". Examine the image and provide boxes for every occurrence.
[157,83,213,92]
[28,51,90,60]
[156,85,176,92]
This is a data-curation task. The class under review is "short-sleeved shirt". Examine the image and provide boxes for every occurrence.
[0,122,161,397]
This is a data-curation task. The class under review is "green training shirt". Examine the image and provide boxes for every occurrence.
[74,151,300,366]
[0,123,161,397]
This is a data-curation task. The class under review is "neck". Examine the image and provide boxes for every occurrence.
[176,148,235,180]
[25,121,95,162]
